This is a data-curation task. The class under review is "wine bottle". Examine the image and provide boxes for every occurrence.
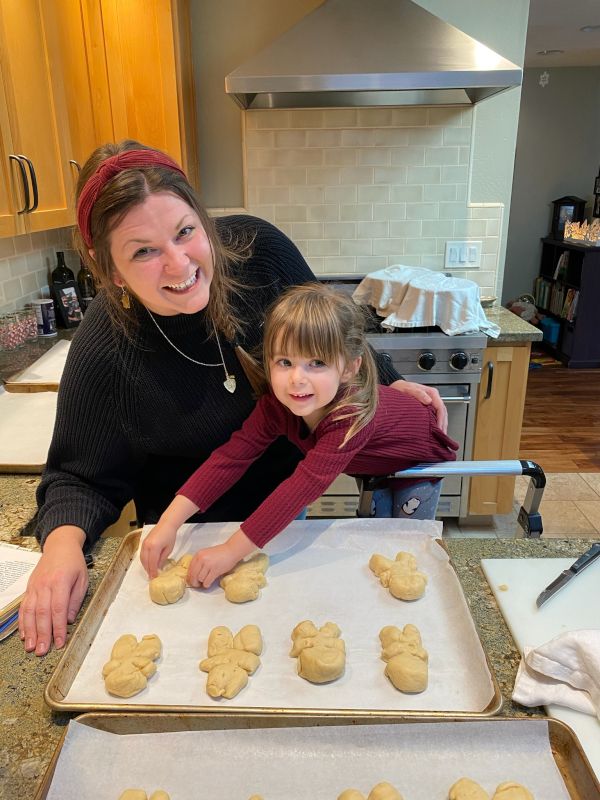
[51,251,75,284]
[77,260,97,311]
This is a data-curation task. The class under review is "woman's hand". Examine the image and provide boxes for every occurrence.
[390,380,448,434]
[187,528,255,589]
[19,526,88,656]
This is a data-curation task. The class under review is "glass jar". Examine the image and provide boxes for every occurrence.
[20,306,38,340]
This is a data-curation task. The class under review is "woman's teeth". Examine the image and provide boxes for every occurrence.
[166,270,198,292]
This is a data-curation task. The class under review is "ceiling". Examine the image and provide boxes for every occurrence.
[526,0,600,67]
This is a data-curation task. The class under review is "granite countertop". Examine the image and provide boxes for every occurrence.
[485,306,542,344]
[0,534,591,797]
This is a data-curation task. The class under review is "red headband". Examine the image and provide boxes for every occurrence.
[76,149,187,248]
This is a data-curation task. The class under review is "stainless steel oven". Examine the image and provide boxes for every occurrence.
[308,277,488,520]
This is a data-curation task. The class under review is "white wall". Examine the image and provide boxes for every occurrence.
[503,66,600,303]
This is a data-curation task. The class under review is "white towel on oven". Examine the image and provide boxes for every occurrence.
[512,629,600,718]
[352,266,500,337]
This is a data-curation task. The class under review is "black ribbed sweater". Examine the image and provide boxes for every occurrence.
[36,216,399,549]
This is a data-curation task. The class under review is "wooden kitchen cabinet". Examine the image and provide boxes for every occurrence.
[468,343,531,515]
[0,0,74,233]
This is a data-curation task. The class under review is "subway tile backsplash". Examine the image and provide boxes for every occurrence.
[244,106,503,294]
[0,229,75,314]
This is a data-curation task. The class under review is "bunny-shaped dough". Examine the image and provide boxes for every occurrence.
[219,553,269,603]
[290,620,345,684]
[448,777,489,799]
[200,624,263,699]
[148,554,193,605]
[102,634,162,698]
[337,782,404,799]
[369,551,427,601]
[492,783,533,800]
[379,624,428,693]
[118,791,170,800]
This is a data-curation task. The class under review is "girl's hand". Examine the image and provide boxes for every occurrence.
[389,380,448,434]
[140,522,178,579]
[187,528,255,589]
[19,526,88,656]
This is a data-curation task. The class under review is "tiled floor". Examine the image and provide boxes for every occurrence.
[443,473,600,540]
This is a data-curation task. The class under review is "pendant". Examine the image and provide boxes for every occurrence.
[223,374,236,393]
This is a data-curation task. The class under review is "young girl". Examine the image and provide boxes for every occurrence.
[140,284,458,588]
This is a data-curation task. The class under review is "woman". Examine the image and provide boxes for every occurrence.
[19,140,446,656]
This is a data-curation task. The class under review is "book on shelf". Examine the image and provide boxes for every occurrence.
[0,542,41,642]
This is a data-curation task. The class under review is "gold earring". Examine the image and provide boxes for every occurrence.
[120,286,130,310]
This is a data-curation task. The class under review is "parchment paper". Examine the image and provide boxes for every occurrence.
[64,519,494,713]
[7,339,70,384]
[0,389,58,470]
[45,718,570,799]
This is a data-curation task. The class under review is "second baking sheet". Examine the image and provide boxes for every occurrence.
[60,518,496,714]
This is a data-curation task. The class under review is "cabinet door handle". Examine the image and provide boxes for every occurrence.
[484,361,494,399]
[69,159,81,173]
[9,154,30,214]
[18,154,38,212]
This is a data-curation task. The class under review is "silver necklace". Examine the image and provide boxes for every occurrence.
[145,307,236,393]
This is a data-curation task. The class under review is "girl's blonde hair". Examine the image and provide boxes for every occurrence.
[73,140,251,339]
[262,283,379,447]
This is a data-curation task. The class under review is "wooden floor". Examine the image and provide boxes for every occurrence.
[519,366,600,471]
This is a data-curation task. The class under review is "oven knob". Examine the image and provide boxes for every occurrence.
[450,351,469,370]
[418,351,436,371]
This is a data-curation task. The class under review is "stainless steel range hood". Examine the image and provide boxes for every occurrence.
[225,0,522,109]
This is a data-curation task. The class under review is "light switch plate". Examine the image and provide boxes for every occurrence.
[444,240,482,269]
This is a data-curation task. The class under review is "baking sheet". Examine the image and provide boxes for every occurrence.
[43,718,572,800]
[5,339,70,390]
[0,388,58,471]
[60,519,496,714]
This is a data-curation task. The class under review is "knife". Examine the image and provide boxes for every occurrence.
[536,542,600,608]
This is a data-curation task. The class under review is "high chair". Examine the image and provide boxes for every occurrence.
[355,459,546,537]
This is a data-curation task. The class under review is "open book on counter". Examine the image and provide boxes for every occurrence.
[0,542,41,641]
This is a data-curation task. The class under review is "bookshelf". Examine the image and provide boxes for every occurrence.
[533,238,600,368]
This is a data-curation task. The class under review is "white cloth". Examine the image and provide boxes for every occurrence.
[512,629,600,719]
[352,265,500,338]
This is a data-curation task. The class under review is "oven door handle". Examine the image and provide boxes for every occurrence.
[440,395,470,403]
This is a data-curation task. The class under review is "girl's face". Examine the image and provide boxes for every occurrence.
[108,192,214,316]
[269,349,360,431]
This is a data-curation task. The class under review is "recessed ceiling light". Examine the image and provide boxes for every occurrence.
[536,49,565,55]
[580,24,600,32]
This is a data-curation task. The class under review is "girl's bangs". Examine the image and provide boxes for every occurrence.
[272,312,343,363]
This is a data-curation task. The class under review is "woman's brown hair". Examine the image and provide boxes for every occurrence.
[73,140,249,339]
[262,283,379,447]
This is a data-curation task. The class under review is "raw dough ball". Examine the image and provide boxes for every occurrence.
[290,620,345,683]
[368,783,404,800]
[201,624,263,699]
[219,553,269,603]
[338,791,366,799]
[118,790,169,800]
[448,777,490,799]
[492,783,534,800]
[102,634,162,698]
[369,551,427,601]
[379,625,428,693]
[148,554,193,605]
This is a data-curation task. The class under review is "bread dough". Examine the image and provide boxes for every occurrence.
[369,551,427,601]
[290,620,345,683]
[148,554,193,605]
[219,553,269,603]
[338,791,365,799]
[448,777,489,799]
[200,625,262,699]
[379,624,428,693]
[102,634,161,698]
[492,783,534,800]
[368,783,404,800]
[118,792,169,800]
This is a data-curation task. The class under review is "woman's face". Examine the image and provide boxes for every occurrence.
[108,192,214,316]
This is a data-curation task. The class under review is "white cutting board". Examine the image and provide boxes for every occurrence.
[482,557,600,781]
[5,339,70,390]
[0,389,58,471]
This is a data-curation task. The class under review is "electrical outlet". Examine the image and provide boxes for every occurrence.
[444,240,482,269]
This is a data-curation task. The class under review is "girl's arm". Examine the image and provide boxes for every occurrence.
[139,495,200,578]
